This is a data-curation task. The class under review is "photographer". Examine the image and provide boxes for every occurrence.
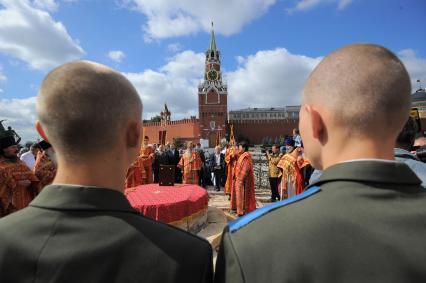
[266,144,282,201]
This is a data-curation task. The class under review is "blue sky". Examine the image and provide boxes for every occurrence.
[0,0,425,141]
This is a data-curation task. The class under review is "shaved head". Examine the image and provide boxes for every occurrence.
[36,60,142,161]
[303,44,411,137]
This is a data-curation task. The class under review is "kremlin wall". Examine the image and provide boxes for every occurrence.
[144,117,200,145]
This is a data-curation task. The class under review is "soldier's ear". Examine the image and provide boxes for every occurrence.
[35,121,49,142]
[126,120,142,148]
[306,106,327,145]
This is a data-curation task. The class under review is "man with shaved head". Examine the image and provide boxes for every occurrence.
[215,44,426,282]
[0,61,213,283]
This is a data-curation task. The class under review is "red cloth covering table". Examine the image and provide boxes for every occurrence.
[125,184,209,231]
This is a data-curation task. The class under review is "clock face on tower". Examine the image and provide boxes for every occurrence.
[207,70,218,81]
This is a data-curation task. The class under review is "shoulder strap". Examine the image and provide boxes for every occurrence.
[229,186,321,233]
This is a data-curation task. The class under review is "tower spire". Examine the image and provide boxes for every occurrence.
[209,21,217,51]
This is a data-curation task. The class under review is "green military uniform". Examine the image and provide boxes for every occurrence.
[0,185,213,283]
[215,160,426,282]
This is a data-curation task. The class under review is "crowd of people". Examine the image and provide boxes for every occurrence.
[0,131,57,217]
[0,44,426,282]
[124,137,257,217]
[266,131,314,201]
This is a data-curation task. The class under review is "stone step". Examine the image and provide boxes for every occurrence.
[198,207,228,252]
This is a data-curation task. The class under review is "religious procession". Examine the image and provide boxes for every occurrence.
[1,1,426,282]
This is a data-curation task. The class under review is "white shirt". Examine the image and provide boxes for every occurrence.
[294,135,302,147]
[215,153,221,166]
[20,151,36,169]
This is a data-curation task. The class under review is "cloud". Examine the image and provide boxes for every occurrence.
[125,48,321,120]
[167,43,183,53]
[287,0,353,13]
[399,49,426,91]
[0,96,39,142]
[32,0,58,12]
[0,64,6,82]
[123,0,276,41]
[0,70,6,82]
[227,48,321,109]
[124,50,205,119]
[6,47,424,142]
[108,50,126,63]
[337,0,352,9]
[0,0,85,70]
[0,50,205,142]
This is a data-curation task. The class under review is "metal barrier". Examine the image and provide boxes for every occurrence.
[251,150,270,191]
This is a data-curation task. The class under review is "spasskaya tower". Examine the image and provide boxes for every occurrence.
[198,23,228,147]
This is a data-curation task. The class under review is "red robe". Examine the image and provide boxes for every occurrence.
[33,151,57,192]
[234,151,256,216]
[224,148,239,195]
[140,147,154,184]
[125,155,146,189]
[178,151,202,185]
[0,158,39,216]
[277,153,304,199]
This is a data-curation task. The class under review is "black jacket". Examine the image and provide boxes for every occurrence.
[209,153,225,171]
[153,151,170,172]
[168,149,181,166]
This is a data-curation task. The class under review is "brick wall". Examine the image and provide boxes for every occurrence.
[231,120,299,144]
[143,118,200,144]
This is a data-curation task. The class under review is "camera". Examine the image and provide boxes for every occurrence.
[416,146,426,163]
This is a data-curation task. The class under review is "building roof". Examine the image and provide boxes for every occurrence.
[230,106,300,112]
[412,88,426,102]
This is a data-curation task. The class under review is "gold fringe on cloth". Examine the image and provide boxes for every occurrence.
[169,207,208,227]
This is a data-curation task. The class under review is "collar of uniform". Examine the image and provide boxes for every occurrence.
[310,160,421,187]
[30,184,138,213]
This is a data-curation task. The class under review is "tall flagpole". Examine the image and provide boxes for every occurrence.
[140,127,146,155]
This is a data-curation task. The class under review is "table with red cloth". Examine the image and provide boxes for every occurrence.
[125,183,209,232]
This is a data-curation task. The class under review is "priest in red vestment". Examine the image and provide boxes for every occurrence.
[33,140,57,192]
[140,136,154,184]
[125,136,154,188]
[178,141,202,184]
[277,138,304,200]
[233,141,256,216]
[124,155,145,189]
[0,124,39,216]
[224,144,239,196]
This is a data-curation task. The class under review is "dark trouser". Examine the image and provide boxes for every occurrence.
[154,169,159,183]
[214,169,222,190]
[198,168,204,187]
[221,164,227,187]
[269,177,280,200]
[175,166,182,183]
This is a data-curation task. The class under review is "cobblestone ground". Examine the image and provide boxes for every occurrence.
[204,185,273,266]
[206,185,272,216]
